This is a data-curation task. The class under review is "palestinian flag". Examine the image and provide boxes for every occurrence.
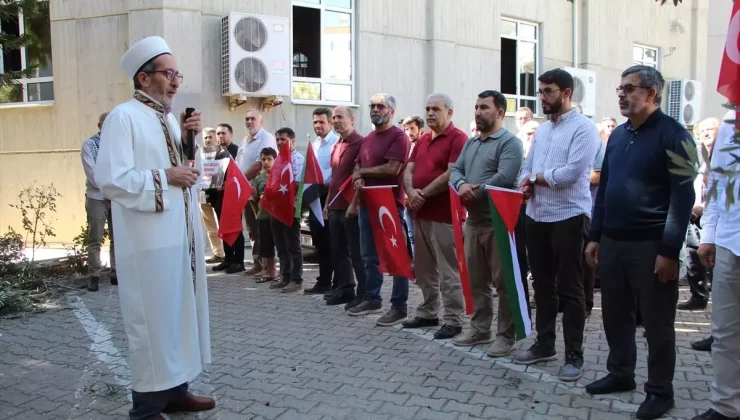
[486,185,531,341]
[295,141,325,226]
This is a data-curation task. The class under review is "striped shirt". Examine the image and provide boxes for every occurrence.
[518,108,600,223]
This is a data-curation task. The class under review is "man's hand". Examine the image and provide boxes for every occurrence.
[691,205,704,221]
[584,242,600,269]
[654,255,678,283]
[352,169,364,183]
[458,183,479,204]
[346,202,358,218]
[407,188,426,211]
[180,110,202,139]
[518,176,534,200]
[353,178,365,190]
[697,243,716,268]
[323,205,329,221]
[166,166,200,187]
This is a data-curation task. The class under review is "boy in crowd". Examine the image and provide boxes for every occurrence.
[252,147,278,283]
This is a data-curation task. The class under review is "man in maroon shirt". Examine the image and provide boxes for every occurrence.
[347,93,411,326]
[323,106,367,308]
[401,93,467,339]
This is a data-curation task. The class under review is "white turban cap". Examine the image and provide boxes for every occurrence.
[121,36,172,79]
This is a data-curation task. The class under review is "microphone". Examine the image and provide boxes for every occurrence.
[185,107,195,167]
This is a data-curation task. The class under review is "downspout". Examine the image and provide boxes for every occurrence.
[573,0,579,68]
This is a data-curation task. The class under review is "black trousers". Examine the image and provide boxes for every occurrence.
[526,214,586,358]
[685,221,711,301]
[213,198,244,266]
[600,236,679,397]
[513,203,531,317]
[271,217,303,283]
[130,382,188,420]
[309,192,334,288]
[329,209,366,296]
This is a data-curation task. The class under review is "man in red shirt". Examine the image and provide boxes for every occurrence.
[401,93,467,339]
[347,93,411,326]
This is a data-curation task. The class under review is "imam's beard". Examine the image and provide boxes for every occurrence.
[148,85,172,107]
[371,113,390,126]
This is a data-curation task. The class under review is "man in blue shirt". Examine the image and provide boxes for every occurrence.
[585,65,695,420]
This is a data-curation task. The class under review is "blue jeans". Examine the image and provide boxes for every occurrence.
[404,208,415,258]
[358,205,409,311]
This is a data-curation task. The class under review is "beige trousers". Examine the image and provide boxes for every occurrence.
[200,203,224,258]
[464,223,514,341]
[414,219,464,327]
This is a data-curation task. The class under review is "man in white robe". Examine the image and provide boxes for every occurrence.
[94,36,214,420]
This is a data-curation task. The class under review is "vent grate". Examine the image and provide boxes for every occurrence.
[667,80,682,121]
[221,16,230,95]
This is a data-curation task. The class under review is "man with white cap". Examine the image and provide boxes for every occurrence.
[94,36,215,420]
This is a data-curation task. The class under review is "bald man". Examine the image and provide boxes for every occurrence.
[80,112,117,292]
[236,109,278,275]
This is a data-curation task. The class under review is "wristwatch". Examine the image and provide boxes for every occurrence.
[529,174,537,185]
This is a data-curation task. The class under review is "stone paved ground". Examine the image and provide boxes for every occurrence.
[0,261,714,420]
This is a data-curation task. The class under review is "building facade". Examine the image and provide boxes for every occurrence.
[0,0,714,242]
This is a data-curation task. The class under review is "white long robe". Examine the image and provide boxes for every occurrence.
[94,95,211,393]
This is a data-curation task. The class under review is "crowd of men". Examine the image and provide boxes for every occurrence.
[82,35,737,420]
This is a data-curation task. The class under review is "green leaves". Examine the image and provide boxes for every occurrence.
[667,139,701,182]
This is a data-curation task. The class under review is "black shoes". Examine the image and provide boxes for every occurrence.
[585,374,637,395]
[401,317,439,329]
[326,292,355,306]
[434,325,462,340]
[87,276,100,292]
[636,394,674,420]
[677,297,708,311]
[225,264,245,274]
[212,261,230,272]
[344,296,364,311]
[691,336,714,352]
[109,271,118,285]
[304,284,331,295]
[692,409,740,420]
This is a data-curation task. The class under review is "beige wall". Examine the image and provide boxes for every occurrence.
[0,0,710,242]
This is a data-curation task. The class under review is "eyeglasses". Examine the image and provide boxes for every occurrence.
[616,84,652,94]
[536,88,561,97]
[369,103,387,110]
[148,69,184,83]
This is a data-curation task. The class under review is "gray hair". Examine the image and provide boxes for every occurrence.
[203,127,216,135]
[427,93,454,110]
[621,65,665,105]
[372,93,396,110]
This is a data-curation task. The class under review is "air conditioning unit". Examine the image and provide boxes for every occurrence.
[667,79,702,126]
[221,12,290,97]
[563,67,596,117]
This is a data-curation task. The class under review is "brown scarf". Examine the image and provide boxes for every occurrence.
[134,91,197,288]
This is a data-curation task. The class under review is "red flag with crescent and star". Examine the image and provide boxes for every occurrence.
[719,0,740,127]
[260,142,297,226]
[218,158,253,246]
[362,185,414,280]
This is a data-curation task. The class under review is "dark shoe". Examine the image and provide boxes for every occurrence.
[323,290,336,300]
[636,394,674,420]
[270,279,290,289]
[344,296,364,311]
[376,307,407,326]
[401,317,440,329]
[513,341,557,365]
[225,264,245,274]
[347,300,383,316]
[559,352,584,382]
[326,292,355,306]
[434,324,462,340]
[281,282,303,293]
[586,374,637,395]
[162,392,216,413]
[677,297,708,311]
[87,276,100,292]
[109,271,118,285]
[212,261,230,272]
[691,336,714,352]
[206,256,224,264]
[692,409,740,420]
[304,284,331,295]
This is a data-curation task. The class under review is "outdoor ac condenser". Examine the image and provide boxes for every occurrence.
[563,67,597,117]
[221,12,290,97]
[667,79,702,127]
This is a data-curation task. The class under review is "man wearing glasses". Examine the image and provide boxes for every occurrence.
[515,69,600,383]
[584,65,695,420]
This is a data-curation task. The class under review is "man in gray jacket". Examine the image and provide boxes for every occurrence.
[449,90,524,357]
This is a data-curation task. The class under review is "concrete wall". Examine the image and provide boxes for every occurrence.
[0,0,710,242]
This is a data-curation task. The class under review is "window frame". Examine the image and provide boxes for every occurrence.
[290,0,357,106]
[632,43,660,69]
[0,8,54,106]
[500,17,540,117]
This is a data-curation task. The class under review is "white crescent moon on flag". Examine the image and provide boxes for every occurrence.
[728,10,740,64]
[280,164,291,179]
[233,177,241,200]
[378,206,396,233]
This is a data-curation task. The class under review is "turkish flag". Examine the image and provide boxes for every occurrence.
[260,142,296,226]
[718,0,740,105]
[218,158,253,246]
[449,184,473,315]
[362,186,414,279]
[327,176,356,207]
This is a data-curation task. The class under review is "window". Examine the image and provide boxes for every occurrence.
[292,0,354,103]
[633,44,659,69]
[500,18,539,114]
[0,2,53,104]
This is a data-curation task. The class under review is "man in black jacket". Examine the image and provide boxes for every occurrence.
[209,123,245,274]
[584,65,695,420]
